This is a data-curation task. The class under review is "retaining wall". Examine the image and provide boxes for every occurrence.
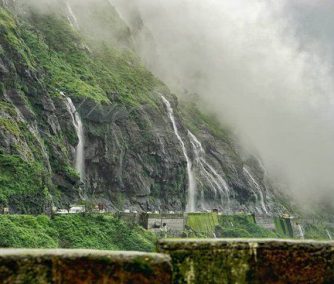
[158,239,334,284]
[0,249,172,284]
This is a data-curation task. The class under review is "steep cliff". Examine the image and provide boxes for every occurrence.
[0,0,288,214]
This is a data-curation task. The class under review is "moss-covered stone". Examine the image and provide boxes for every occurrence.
[0,249,172,284]
[185,212,219,237]
[158,239,334,284]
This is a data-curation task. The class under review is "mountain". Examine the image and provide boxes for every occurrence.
[0,0,288,214]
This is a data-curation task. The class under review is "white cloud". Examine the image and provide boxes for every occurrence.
[114,0,334,206]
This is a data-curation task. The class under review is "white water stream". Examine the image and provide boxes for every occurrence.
[243,166,269,214]
[188,130,230,210]
[326,229,332,240]
[64,95,85,182]
[161,96,196,212]
[66,2,80,29]
[297,224,305,239]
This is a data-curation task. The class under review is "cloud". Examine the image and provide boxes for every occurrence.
[113,0,334,206]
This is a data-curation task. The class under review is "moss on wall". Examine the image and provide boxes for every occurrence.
[185,213,219,237]
[0,249,172,284]
[274,217,294,238]
[158,239,334,284]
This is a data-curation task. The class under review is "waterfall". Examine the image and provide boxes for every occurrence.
[326,229,332,240]
[188,130,230,211]
[297,224,305,239]
[243,166,269,214]
[66,2,80,29]
[64,95,85,181]
[161,96,196,212]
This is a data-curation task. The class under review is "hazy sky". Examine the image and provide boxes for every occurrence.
[112,0,334,207]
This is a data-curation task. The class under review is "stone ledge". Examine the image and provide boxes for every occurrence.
[158,239,334,284]
[0,249,172,284]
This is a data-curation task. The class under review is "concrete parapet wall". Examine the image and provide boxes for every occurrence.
[140,213,185,236]
[158,239,334,284]
[0,249,172,284]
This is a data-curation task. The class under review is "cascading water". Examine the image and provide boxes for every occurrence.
[326,229,332,240]
[243,166,269,214]
[188,130,230,211]
[63,94,85,182]
[297,224,305,239]
[66,1,80,29]
[161,96,196,212]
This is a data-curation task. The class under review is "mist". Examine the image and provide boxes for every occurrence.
[10,0,334,208]
[110,0,334,207]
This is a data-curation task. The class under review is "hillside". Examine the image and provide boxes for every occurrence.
[0,214,156,251]
[0,0,289,215]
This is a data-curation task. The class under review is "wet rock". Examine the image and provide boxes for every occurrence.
[41,96,56,112]
[6,90,35,121]
[0,58,8,76]
[47,114,61,134]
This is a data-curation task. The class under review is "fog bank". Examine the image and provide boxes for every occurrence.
[113,0,334,206]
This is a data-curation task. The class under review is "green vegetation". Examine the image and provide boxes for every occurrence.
[0,215,57,248]
[0,6,166,214]
[217,214,279,238]
[185,213,279,238]
[185,212,219,237]
[274,217,294,238]
[22,12,163,106]
[303,222,334,240]
[0,154,50,213]
[0,214,156,251]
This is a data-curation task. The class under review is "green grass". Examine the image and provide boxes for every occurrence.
[185,213,279,238]
[186,213,219,237]
[24,13,163,106]
[274,217,294,238]
[303,222,334,240]
[0,214,156,251]
[0,215,58,248]
[218,215,279,238]
[0,154,50,213]
[0,117,20,136]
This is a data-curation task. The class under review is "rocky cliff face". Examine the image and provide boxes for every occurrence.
[0,0,288,214]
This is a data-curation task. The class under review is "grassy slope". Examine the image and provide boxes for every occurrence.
[24,12,165,106]
[218,215,279,238]
[186,213,219,237]
[0,214,156,251]
[185,213,279,238]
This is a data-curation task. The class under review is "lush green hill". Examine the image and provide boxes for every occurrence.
[0,214,156,251]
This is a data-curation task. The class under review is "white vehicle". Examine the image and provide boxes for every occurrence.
[69,206,85,214]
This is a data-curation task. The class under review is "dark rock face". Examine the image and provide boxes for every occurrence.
[0,249,172,284]
[81,98,188,212]
[158,239,334,284]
